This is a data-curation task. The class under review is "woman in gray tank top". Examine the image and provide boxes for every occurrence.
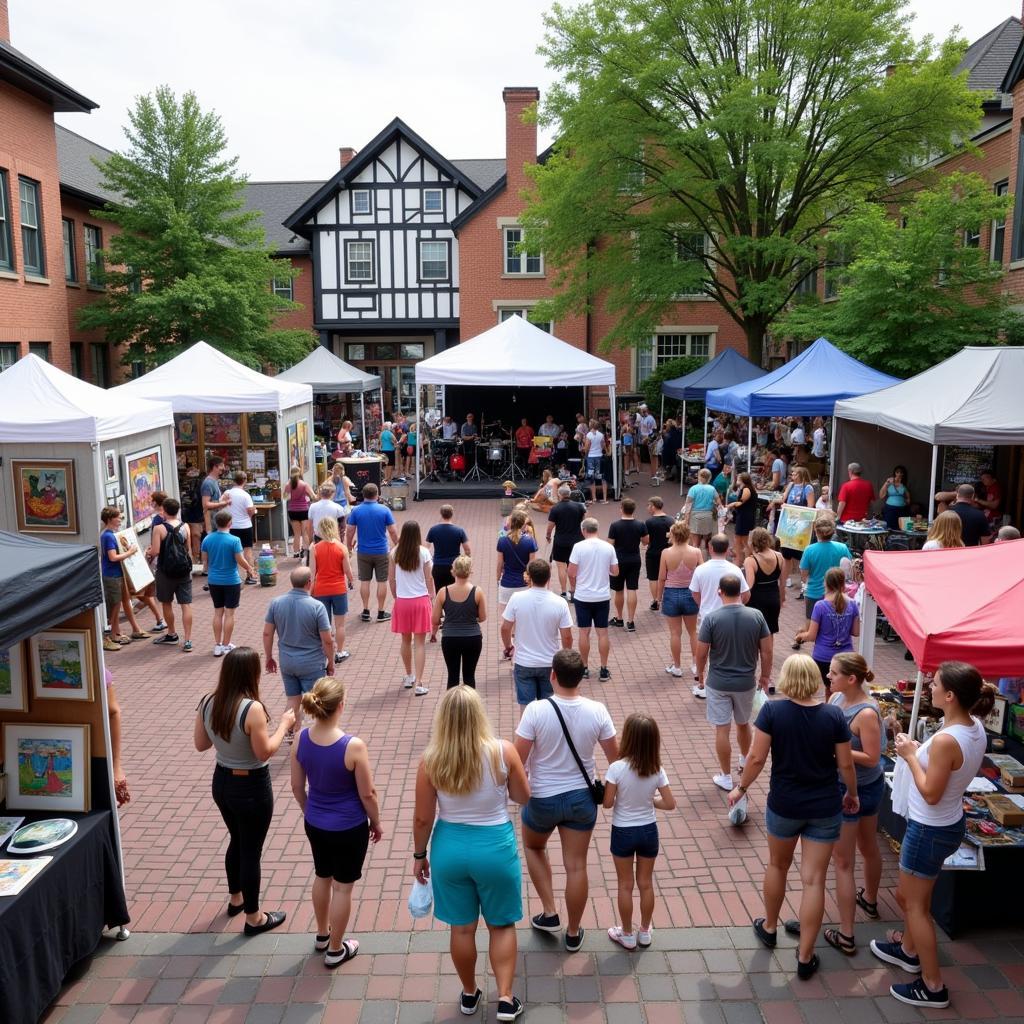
[823,653,884,955]
[194,647,295,935]
[431,555,487,689]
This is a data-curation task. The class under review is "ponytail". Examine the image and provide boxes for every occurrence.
[825,567,847,615]
[936,661,996,718]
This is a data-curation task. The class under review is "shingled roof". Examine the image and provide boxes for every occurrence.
[0,38,96,113]
[957,16,1022,105]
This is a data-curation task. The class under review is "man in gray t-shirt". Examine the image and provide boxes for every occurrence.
[695,575,772,793]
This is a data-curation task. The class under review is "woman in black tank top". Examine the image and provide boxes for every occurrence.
[744,528,785,669]
[431,555,487,688]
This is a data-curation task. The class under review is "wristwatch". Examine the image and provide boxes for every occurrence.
[737,784,748,794]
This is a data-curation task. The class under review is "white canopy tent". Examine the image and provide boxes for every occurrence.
[413,315,618,497]
[833,347,1024,520]
[277,346,381,446]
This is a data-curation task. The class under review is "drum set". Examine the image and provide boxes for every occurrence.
[428,425,520,482]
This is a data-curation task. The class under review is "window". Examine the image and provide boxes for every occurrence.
[0,343,18,371]
[28,342,50,362]
[503,226,542,275]
[824,242,848,300]
[635,333,712,385]
[70,342,84,379]
[794,266,818,298]
[84,225,103,286]
[352,190,371,215]
[62,218,77,281]
[345,240,374,282]
[271,276,293,300]
[19,177,44,275]
[90,342,109,387]
[618,147,645,193]
[131,360,145,378]
[0,171,12,270]
[673,231,712,297]
[400,343,425,360]
[1013,135,1024,262]
[964,226,980,248]
[498,308,552,333]
[423,189,443,213]
[418,240,449,281]
[992,180,1008,264]
[347,344,366,361]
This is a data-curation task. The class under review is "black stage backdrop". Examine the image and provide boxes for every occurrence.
[443,385,585,438]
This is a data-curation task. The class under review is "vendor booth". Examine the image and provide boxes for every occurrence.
[0,355,176,543]
[861,541,1024,936]
[413,315,618,499]
[0,531,129,1024]
[833,346,1024,521]
[277,345,381,449]
[112,342,314,541]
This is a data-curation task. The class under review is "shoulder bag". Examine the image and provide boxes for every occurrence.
[545,697,605,804]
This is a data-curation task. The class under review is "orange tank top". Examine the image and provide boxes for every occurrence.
[312,541,348,596]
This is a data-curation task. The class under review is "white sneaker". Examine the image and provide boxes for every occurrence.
[402,675,415,689]
[335,650,351,663]
[637,926,653,948]
[692,685,706,699]
[713,773,733,791]
[223,643,235,653]
[665,665,683,677]
[786,577,794,588]
[729,795,749,826]
[414,685,429,696]
[213,644,225,657]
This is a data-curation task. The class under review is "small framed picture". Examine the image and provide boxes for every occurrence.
[0,643,28,713]
[3,722,91,812]
[29,629,95,703]
[984,695,1009,736]
[115,493,128,523]
[103,449,118,484]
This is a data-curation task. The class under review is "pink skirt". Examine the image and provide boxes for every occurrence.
[391,595,432,635]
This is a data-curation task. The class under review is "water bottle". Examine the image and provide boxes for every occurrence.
[257,544,277,586]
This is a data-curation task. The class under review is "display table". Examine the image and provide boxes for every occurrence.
[837,522,889,552]
[252,500,280,543]
[340,456,383,499]
[0,809,129,1024]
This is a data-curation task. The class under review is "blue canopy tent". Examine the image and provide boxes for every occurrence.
[703,337,898,475]
[660,348,767,494]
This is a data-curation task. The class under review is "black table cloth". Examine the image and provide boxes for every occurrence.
[0,810,129,1024]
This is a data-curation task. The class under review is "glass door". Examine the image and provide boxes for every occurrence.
[399,366,416,413]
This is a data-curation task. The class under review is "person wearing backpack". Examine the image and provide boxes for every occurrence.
[147,496,195,652]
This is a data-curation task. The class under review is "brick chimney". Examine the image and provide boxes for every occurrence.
[502,87,540,192]
[0,0,10,44]
[339,147,357,168]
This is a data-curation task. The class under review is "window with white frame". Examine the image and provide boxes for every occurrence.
[498,308,552,333]
[618,146,645,193]
[964,226,980,248]
[423,189,443,213]
[503,226,542,275]
[272,277,293,300]
[418,240,449,281]
[19,177,44,275]
[636,333,712,385]
[672,230,712,297]
[992,180,1008,264]
[352,190,371,215]
[0,170,11,270]
[345,240,374,282]
[84,224,103,286]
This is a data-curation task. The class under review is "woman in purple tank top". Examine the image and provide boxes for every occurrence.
[291,677,382,968]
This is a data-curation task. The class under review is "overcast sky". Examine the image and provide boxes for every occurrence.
[11,0,1019,181]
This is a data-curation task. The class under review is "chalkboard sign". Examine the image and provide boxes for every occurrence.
[941,445,995,488]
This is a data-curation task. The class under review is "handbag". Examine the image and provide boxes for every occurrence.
[545,697,605,804]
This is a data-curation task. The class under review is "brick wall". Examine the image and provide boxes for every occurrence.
[1004,84,1024,303]
[273,253,314,332]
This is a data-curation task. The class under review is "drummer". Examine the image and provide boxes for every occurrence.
[460,413,479,443]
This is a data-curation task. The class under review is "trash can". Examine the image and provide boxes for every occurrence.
[341,456,382,501]
[389,480,409,512]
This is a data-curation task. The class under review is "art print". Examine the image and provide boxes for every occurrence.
[286,423,299,471]
[115,527,155,594]
[3,723,90,812]
[12,460,78,534]
[0,857,53,897]
[297,419,309,474]
[124,446,164,531]
[204,413,241,445]
[775,503,817,554]
[247,411,276,445]
[103,449,118,484]
[0,643,28,712]
[30,630,95,702]
[0,817,25,848]
[174,413,197,446]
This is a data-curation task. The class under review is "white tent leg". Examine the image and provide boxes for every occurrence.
[415,384,421,500]
[928,445,938,522]
[279,412,289,547]
[909,670,926,739]
[858,589,877,665]
[610,385,618,499]
[660,394,664,429]
[747,417,753,473]
[828,417,839,503]
[360,392,367,452]
[680,400,687,496]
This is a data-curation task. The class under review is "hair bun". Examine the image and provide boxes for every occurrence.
[865,670,875,683]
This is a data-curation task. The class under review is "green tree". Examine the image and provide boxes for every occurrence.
[78,86,314,369]
[639,354,705,409]
[521,0,982,365]
[780,172,1019,376]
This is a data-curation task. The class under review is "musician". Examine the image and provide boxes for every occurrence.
[460,413,479,442]
[538,415,560,439]
[441,415,458,441]
[515,417,535,469]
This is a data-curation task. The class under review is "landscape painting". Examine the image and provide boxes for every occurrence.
[12,460,78,534]
[0,643,28,712]
[3,723,90,812]
[30,630,94,702]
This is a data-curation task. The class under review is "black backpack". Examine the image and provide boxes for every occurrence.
[158,522,192,579]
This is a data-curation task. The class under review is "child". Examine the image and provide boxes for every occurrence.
[816,484,831,511]
[99,506,148,652]
[603,714,676,949]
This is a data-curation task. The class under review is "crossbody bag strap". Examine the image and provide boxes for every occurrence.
[545,697,593,787]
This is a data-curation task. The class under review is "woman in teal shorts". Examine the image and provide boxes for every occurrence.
[412,687,531,1021]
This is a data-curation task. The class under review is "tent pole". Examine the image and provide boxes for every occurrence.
[909,669,925,740]
[680,400,687,497]
[858,588,877,665]
[660,394,664,429]
[360,391,367,452]
[610,385,618,499]
[928,445,938,522]
[747,416,753,473]
[415,383,421,501]
[828,416,838,507]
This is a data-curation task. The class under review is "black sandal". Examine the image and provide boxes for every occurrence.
[783,919,800,937]
[752,918,777,949]
[325,938,359,968]
[856,888,879,919]
[824,928,857,956]
[796,953,820,980]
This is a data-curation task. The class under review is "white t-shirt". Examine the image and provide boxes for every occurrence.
[812,427,826,458]
[921,539,943,551]
[516,695,616,798]
[395,545,432,598]
[791,426,806,446]
[309,498,346,539]
[224,486,254,530]
[606,759,670,827]
[585,430,605,457]
[503,588,573,668]
[689,558,749,624]
[638,414,656,440]
[539,422,560,438]
[569,536,618,602]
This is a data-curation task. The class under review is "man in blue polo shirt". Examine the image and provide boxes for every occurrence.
[345,482,399,623]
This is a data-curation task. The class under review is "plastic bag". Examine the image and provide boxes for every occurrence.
[407,877,433,919]
[751,686,768,719]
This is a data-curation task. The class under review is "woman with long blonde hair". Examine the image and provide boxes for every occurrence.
[922,511,964,550]
[412,686,530,1020]
[388,520,435,696]
[657,520,704,683]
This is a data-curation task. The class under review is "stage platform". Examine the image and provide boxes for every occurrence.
[412,477,536,500]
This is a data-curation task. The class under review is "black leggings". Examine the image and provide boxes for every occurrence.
[441,634,483,688]
[212,765,273,913]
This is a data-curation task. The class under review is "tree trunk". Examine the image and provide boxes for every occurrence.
[743,318,767,367]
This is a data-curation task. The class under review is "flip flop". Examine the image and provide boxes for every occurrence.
[783,919,800,937]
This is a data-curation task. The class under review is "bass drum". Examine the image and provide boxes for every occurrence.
[449,452,466,472]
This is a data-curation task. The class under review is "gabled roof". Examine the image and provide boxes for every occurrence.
[959,17,1021,102]
[450,145,553,232]
[0,38,96,113]
[995,18,1024,95]
[242,181,322,255]
[452,158,505,191]
[284,117,484,238]
[55,125,120,205]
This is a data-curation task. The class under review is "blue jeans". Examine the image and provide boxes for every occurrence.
[585,456,603,482]
[513,664,553,706]
[610,823,659,858]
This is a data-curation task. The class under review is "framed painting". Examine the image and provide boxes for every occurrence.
[775,504,818,553]
[123,445,164,531]
[0,643,28,713]
[3,723,90,812]
[204,413,241,445]
[286,423,299,472]
[115,528,155,594]
[115,493,128,523]
[29,629,95,703]
[103,449,118,484]
[247,411,277,446]
[12,460,78,534]
[174,413,197,446]
[296,419,309,475]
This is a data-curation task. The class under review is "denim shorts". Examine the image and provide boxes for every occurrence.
[841,774,884,822]
[281,671,322,698]
[585,456,604,481]
[317,592,349,618]
[765,807,842,844]
[513,664,553,707]
[610,822,659,859]
[900,815,965,880]
[662,586,698,617]
[522,787,597,834]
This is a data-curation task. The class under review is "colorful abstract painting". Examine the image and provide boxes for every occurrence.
[124,446,164,530]
[13,460,78,533]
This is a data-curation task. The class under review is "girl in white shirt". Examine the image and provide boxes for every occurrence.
[388,521,435,696]
[603,714,676,950]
